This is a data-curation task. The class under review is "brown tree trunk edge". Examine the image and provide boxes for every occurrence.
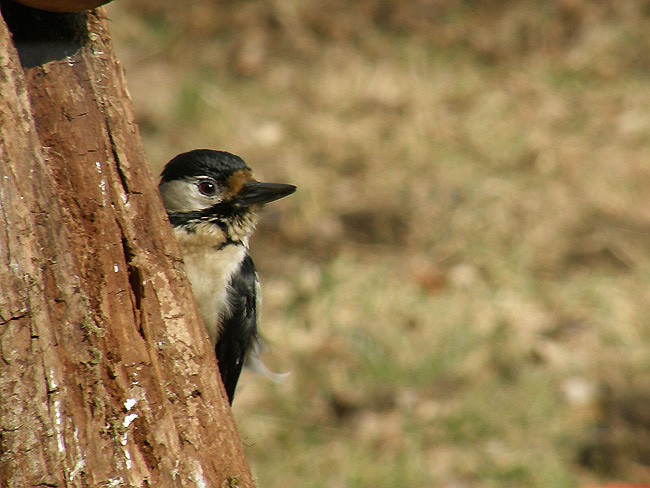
[13,0,111,13]
[0,3,254,487]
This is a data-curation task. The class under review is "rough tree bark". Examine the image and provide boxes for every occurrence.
[0,2,254,486]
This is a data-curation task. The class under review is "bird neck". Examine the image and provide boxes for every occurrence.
[169,211,257,251]
[222,211,258,245]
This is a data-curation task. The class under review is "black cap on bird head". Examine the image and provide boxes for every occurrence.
[160,149,251,184]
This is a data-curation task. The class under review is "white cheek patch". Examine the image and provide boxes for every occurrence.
[159,179,222,213]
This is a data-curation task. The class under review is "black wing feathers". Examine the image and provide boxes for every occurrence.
[215,253,258,404]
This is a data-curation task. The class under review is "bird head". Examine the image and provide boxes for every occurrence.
[159,149,296,242]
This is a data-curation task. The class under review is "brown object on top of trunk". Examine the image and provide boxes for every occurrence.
[12,0,111,13]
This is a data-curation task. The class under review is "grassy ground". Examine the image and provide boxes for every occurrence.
[107,1,650,486]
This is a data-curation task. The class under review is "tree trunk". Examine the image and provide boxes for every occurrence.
[0,3,254,486]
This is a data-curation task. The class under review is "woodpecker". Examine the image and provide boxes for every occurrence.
[159,149,296,404]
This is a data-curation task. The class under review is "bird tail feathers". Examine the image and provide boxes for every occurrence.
[244,348,290,383]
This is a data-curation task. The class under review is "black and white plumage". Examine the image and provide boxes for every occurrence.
[159,149,295,404]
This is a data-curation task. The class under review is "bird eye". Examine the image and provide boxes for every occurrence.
[197,179,218,196]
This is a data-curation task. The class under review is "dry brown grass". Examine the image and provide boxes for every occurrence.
[108,1,650,486]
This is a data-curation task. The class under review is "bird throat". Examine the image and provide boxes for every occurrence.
[172,211,257,252]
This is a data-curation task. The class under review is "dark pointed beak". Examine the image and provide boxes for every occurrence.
[234,181,296,207]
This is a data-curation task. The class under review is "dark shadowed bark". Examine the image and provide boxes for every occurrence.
[0,2,253,486]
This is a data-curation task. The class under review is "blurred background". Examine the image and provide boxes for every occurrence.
[107,1,650,486]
